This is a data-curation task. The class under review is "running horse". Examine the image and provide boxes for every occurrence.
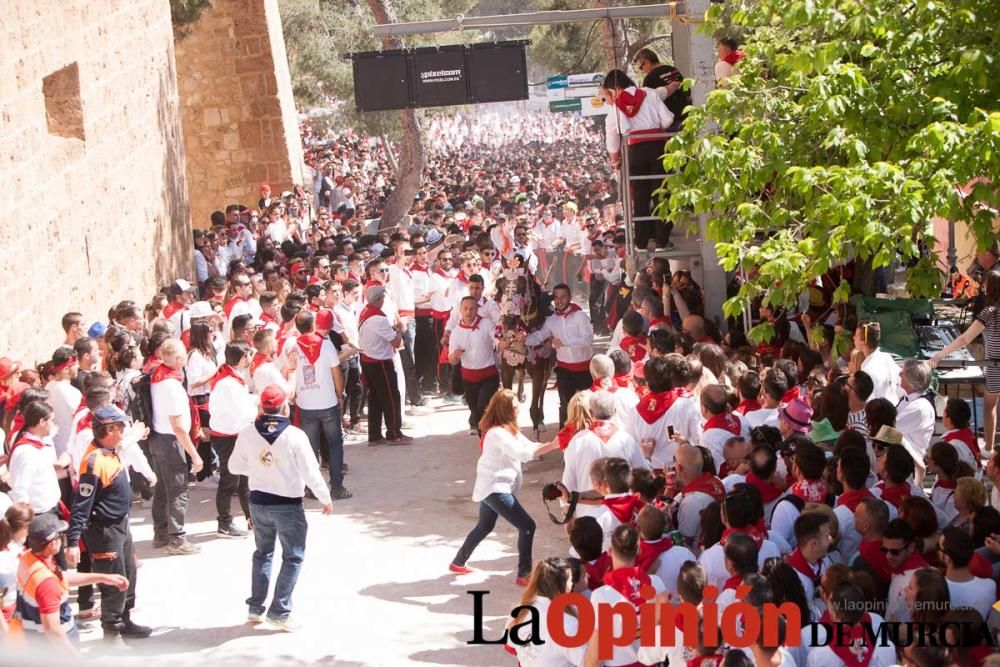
[494,260,553,438]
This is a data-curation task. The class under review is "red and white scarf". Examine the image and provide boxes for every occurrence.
[296,333,325,366]
[602,493,646,524]
[589,420,618,443]
[681,473,726,503]
[735,399,762,415]
[210,364,245,390]
[791,478,828,504]
[745,471,784,503]
[836,487,874,512]
[635,388,685,425]
[602,566,652,611]
[703,412,742,436]
[635,537,673,574]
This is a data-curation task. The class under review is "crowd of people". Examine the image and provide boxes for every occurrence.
[0,56,999,667]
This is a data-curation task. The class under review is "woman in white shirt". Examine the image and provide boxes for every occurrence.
[450,389,559,585]
[507,557,587,667]
[185,320,218,480]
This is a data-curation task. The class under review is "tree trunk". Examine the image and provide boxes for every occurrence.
[596,1,626,71]
[366,0,424,232]
[381,133,398,172]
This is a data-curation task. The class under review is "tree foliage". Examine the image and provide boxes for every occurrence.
[658,0,1000,341]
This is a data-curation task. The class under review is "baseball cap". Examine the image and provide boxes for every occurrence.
[93,405,131,427]
[27,514,68,551]
[315,309,334,332]
[0,357,21,381]
[87,322,107,339]
[260,385,288,410]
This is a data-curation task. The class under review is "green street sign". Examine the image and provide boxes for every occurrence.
[549,98,582,113]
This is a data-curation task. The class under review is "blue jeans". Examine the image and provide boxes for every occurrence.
[247,503,307,620]
[453,492,536,577]
[297,405,344,488]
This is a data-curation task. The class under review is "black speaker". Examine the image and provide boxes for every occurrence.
[411,46,468,108]
[466,41,528,104]
[352,51,409,112]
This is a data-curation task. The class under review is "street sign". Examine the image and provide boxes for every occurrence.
[549,98,582,113]
[546,75,568,89]
[580,95,610,117]
[546,87,566,100]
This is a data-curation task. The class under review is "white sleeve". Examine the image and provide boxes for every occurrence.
[496,431,539,462]
[525,319,552,346]
[118,434,155,483]
[7,454,32,505]
[771,499,798,547]
[605,112,621,154]
[656,95,674,129]
[677,495,705,540]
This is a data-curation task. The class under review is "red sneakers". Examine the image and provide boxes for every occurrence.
[514,576,530,587]
[449,563,474,575]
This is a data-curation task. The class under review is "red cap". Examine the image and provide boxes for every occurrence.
[260,385,287,410]
[315,308,334,331]
[0,357,20,381]
[289,261,306,274]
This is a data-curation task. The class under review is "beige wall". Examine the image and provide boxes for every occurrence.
[0,0,191,366]
[174,0,305,228]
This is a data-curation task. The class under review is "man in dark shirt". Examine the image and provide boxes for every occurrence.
[633,48,690,132]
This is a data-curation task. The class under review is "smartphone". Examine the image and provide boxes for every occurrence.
[667,425,675,438]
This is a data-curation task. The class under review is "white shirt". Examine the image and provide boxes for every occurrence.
[533,219,563,252]
[677,490,717,542]
[449,316,497,372]
[509,597,587,667]
[698,538,782,589]
[333,302,360,347]
[561,427,649,518]
[251,359,289,396]
[833,503,864,565]
[946,576,995,620]
[292,338,340,410]
[185,348,218,397]
[358,312,397,361]
[428,269,454,314]
[806,613,896,667]
[46,379,82,457]
[8,435,61,513]
[224,298,255,340]
[209,373,259,435]
[645,540,697,595]
[388,265,416,314]
[886,567,919,623]
[770,496,801,548]
[861,349,901,403]
[472,427,538,502]
[446,297,500,333]
[744,406,779,429]
[604,86,674,154]
[151,376,191,435]
[624,395,702,468]
[230,419,331,505]
[896,391,935,460]
[701,413,750,466]
[589,574,666,666]
[526,307,594,370]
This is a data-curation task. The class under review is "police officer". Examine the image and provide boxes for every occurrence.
[65,405,152,640]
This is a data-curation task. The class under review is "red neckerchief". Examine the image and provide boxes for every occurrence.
[297,333,325,366]
[682,473,726,503]
[411,262,429,272]
[602,493,646,524]
[589,420,618,443]
[433,267,450,279]
[888,550,928,576]
[648,316,671,329]
[635,537,674,574]
[720,525,763,549]
[723,50,745,65]
[836,487,874,512]
[308,275,322,286]
[249,353,270,377]
[745,471,784,503]
[635,388,685,424]
[456,272,470,285]
[556,423,577,450]
[858,539,892,583]
[358,305,385,326]
[818,610,875,667]
[703,412,742,436]
[614,87,647,118]
[162,302,184,319]
[590,378,618,393]
[210,364,245,390]
[9,433,49,459]
[223,296,246,319]
[554,303,582,317]
[735,399,762,415]
[944,427,981,464]
[880,482,911,509]
[791,478,828,503]
[786,547,822,584]
[584,552,612,591]
[260,312,277,325]
[722,574,743,592]
[151,363,183,384]
[458,316,482,331]
[781,386,801,404]
[602,566,652,611]
[75,412,93,435]
[613,373,632,389]
[619,334,648,363]
[933,478,957,491]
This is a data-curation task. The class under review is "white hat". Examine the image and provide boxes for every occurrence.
[188,301,214,319]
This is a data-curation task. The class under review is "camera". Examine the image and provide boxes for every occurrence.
[541,481,578,525]
[542,481,566,501]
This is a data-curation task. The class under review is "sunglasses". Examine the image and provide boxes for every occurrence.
[880,545,910,555]
[377,268,390,273]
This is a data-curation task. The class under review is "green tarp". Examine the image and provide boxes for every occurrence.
[850,295,934,360]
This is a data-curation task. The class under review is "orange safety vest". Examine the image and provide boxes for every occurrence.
[15,550,74,636]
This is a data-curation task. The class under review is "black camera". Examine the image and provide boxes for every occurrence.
[541,481,578,525]
[542,481,565,501]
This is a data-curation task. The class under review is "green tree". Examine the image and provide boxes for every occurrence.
[659,0,1000,342]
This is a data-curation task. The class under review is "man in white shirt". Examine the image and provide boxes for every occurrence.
[230,384,333,631]
[334,279,364,431]
[895,359,935,465]
[532,206,562,289]
[525,284,594,427]
[209,342,258,537]
[410,242,437,397]
[45,346,82,459]
[164,279,197,333]
[149,338,203,555]
[855,321,902,403]
[8,402,64,514]
[883,518,928,623]
[939,527,996,621]
[672,444,726,545]
[358,286,410,445]
[285,310,349,500]
[626,355,702,468]
[388,239,424,407]
[744,368,785,429]
[429,250,458,400]
[448,297,499,435]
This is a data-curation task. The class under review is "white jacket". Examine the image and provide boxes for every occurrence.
[230,418,332,505]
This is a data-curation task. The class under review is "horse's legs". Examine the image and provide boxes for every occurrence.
[516,367,526,403]
[528,361,549,438]
[500,360,514,390]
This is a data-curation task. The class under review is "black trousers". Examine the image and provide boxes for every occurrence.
[589,277,609,334]
[212,434,250,528]
[344,358,363,425]
[555,366,593,427]
[415,315,437,392]
[463,371,500,435]
[83,516,137,632]
[361,358,402,441]
[628,139,673,248]
[433,317,454,395]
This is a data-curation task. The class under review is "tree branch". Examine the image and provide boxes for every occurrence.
[626,34,672,64]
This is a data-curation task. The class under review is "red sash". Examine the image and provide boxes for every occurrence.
[635,537,673,574]
[791,478,828,503]
[358,305,385,327]
[745,471,784,503]
[836,487,874,512]
[210,364,245,390]
[858,540,892,583]
[735,399,762,415]
[619,334,648,363]
[602,493,646,524]
[722,574,743,592]
[879,482,911,509]
[589,420,618,443]
[554,303,582,318]
[584,552,612,591]
[723,51,745,65]
[260,312,277,326]
[297,333,325,366]
[150,363,183,384]
[819,610,876,667]
[682,473,725,503]
[602,566,651,611]
[9,433,49,459]
[786,548,821,585]
[223,296,246,319]
[458,316,483,331]
[944,427,981,464]
[933,478,957,491]
[613,373,632,389]
[162,302,184,320]
[635,388,685,425]
[720,525,763,549]
[75,412,93,435]
[703,412,742,436]
[249,353,270,377]
[614,88,647,118]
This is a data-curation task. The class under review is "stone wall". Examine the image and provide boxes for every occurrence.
[0,0,192,366]
[174,0,306,228]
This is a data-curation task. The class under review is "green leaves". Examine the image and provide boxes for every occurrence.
[657,0,999,326]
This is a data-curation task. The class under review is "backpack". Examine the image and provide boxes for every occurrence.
[129,369,154,427]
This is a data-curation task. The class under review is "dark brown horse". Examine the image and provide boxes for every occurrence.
[494,265,552,438]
